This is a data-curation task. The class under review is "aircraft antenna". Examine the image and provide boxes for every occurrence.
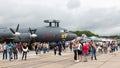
[44,20,60,27]
[53,20,60,27]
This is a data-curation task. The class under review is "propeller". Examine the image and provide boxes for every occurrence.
[29,27,37,38]
[10,24,21,36]
[29,28,37,50]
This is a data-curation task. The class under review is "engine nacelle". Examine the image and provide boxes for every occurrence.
[14,33,31,42]
[30,34,37,38]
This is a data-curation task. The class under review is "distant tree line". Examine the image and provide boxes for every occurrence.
[69,30,99,37]
[100,35,120,39]
[69,30,120,39]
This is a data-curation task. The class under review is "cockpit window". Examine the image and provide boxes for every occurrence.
[60,30,64,32]
[60,30,68,33]
[64,30,68,33]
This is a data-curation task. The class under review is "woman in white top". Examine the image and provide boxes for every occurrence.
[76,41,82,62]
[73,39,82,62]
[22,43,28,60]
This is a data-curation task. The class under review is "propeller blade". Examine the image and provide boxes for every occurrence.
[29,27,32,34]
[33,29,37,34]
[10,28,15,34]
[16,24,19,32]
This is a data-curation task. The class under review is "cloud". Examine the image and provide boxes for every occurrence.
[0,0,69,27]
[0,0,120,36]
[77,8,120,35]
[67,0,80,9]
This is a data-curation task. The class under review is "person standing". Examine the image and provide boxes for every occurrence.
[22,43,28,60]
[91,40,97,60]
[111,41,115,53]
[43,42,47,54]
[82,41,89,62]
[103,41,108,54]
[54,45,59,55]
[35,43,38,55]
[37,42,41,54]
[13,43,18,60]
[62,39,66,52]
[72,39,79,62]
[115,41,118,51]
[77,41,83,62]
[58,41,62,56]
[46,42,50,52]
[2,42,9,60]
[17,42,23,54]
[69,41,73,51]
[8,42,14,61]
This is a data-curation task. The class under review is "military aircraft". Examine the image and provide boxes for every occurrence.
[0,20,77,44]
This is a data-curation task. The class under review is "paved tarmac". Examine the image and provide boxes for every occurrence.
[0,49,120,68]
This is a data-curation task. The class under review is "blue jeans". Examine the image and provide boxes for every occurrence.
[36,48,41,54]
[91,49,97,60]
[9,51,12,61]
[43,48,47,53]
[47,47,50,52]
[3,50,7,60]
[115,46,118,51]
[112,46,115,52]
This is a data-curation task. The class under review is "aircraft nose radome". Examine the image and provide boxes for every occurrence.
[71,33,77,39]
[65,33,77,41]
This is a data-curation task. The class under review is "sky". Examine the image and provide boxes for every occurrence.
[0,0,120,36]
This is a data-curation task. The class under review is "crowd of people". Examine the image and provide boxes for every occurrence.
[0,41,52,61]
[71,39,120,62]
[72,39,98,62]
[0,42,29,61]
[34,42,50,55]
[0,39,120,63]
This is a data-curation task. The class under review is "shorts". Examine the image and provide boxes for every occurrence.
[78,50,82,55]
